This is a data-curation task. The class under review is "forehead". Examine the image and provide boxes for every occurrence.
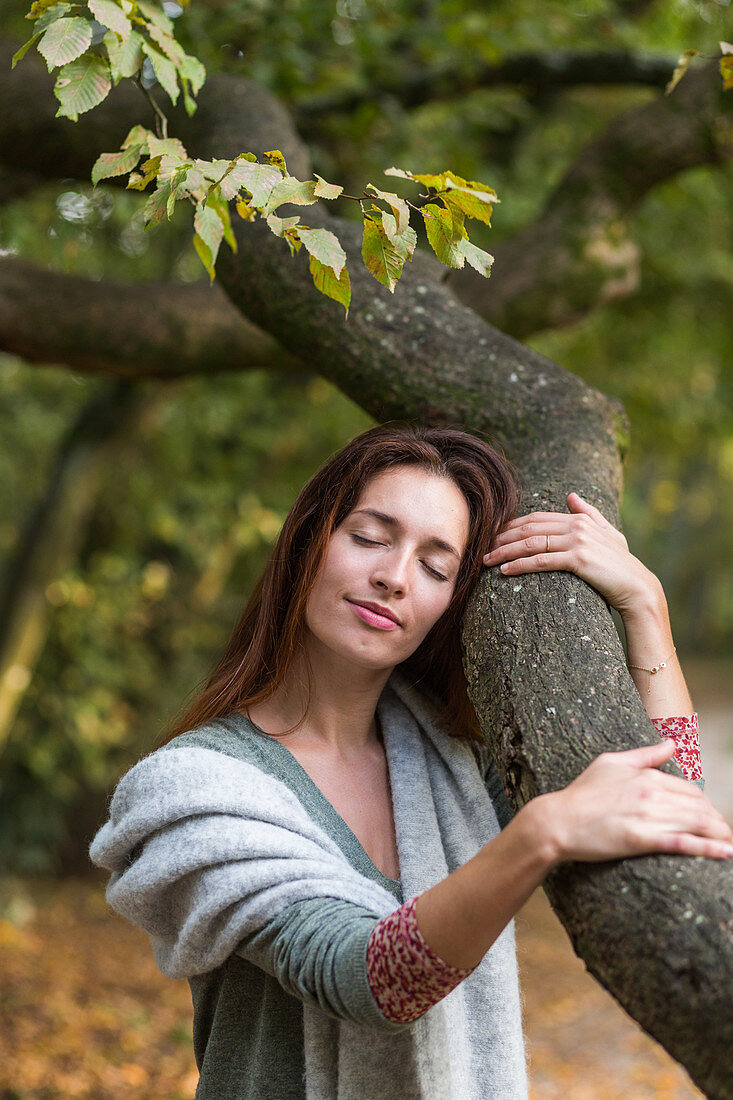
[351,467,470,550]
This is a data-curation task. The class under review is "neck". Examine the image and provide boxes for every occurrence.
[246,638,394,753]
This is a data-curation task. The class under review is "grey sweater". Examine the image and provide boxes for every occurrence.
[172,714,512,1099]
[89,673,526,1099]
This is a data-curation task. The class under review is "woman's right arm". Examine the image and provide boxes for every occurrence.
[413,738,733,971]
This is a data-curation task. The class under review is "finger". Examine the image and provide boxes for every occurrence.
[652,771,710,800]
[499,512,571,530]
[609,739,677,767]
[488,522,570,548]
[567,492,615,530]
[648,832,733,860]
[647,805,733,844]
[496,550,577,575]
[484,532,570,564]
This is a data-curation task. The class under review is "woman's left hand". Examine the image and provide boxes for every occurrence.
[483,492,662,618]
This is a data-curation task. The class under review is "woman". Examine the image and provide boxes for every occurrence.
[90,422,730,1100]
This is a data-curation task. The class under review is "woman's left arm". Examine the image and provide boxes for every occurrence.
[482,492,699,758]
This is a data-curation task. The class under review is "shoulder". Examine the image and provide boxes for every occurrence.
[161,711,279,769]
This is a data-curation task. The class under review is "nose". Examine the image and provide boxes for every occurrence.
[370,549,410,597]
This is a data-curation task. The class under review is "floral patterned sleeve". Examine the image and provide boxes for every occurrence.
[650,713,703,782]
[366,894,476,1023]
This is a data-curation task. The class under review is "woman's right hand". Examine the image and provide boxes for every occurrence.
[535,738,733,866]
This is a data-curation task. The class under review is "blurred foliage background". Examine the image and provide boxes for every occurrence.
[0,0,731,878]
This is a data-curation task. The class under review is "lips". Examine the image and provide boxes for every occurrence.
[346,599,402,626]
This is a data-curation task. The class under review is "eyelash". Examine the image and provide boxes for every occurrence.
[350,534,448,581]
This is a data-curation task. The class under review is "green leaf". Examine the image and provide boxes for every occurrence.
[262,177,318,216]
[205,189,236,252]
[27,0,68,19]
[141,40,179,104]
[38,16,93,71]
[147,135,187,159]
[181,83,197,117]
[126,154,162,190]
[384,166,499,226]
[192,233,217,280]
[121,124,153,151]
[719,44,733,91]
[104,27,143,81]
[665,49,700,95]
[91,143,143,185]
[88,0,131,37]
[236,199,257,222]
[365,184,409,235]
[380,209,417,263]
[179,53,206,94]
[440,178,497,226]
[54,54,111,119]
[34,3,73,33]
[136,0,174,34]
[422,202,465,268]
[313,174,343,200]
[309,255,351,317]
[194,202,224,279]
[212,160,282,206]
[146,22,186,65]
[167,164,192,216]
[384,166,445,190]
[11,32,43,68]
[282,227,302,256]
[362,215,408,292]
[457,237,494,277]
[263,150,288,174]
[296,226,347,278]
[265,213,301,237]
[142,179,172,226]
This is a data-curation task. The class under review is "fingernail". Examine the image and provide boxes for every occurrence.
[500,563,509,572]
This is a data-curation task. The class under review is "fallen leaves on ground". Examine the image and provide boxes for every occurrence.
[0,877,703,1099]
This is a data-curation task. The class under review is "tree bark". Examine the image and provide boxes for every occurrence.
[296,49,680,121]
[0,257,300,380]
[1,35,731,1097]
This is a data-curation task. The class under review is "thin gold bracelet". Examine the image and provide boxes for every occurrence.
[628,646,676,695]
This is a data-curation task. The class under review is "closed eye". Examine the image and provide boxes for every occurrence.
[351,534,448,581]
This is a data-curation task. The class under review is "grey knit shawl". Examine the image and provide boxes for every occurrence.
[89,671,528,1099]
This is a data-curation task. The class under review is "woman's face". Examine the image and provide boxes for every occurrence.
[304,465,471,672]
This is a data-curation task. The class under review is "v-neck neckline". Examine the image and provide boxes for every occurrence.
[241,711,401,889]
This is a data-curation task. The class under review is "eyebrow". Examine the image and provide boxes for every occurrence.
[351,508,462,560]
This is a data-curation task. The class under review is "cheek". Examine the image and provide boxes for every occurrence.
[415,584,454,635]
[305,545,353,623]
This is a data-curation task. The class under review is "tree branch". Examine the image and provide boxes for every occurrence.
[445,60,732,336]
[295,50,679,123]
[0,257,302,379]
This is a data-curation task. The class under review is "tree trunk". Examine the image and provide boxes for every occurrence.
[0,381,156,749]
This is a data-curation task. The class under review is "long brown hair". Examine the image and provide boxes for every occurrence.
[157,421,521,748]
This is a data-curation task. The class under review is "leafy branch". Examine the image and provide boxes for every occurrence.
[11,0,501,316]
[665,41,733,94]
